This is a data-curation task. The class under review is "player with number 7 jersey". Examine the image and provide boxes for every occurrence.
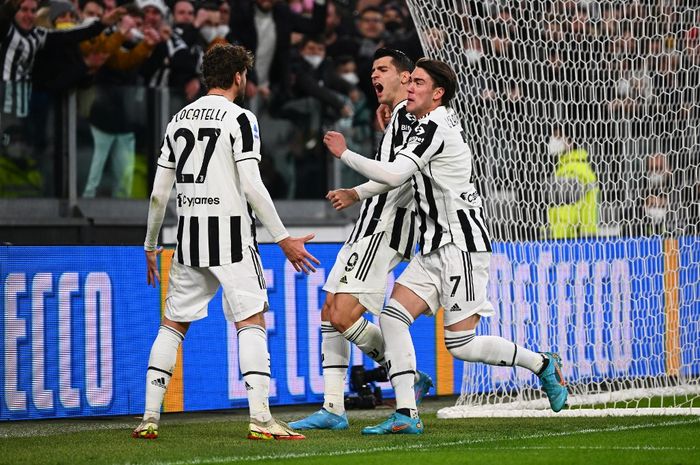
[134,44,318,441]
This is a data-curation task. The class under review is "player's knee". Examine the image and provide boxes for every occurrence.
[329,305,354,332]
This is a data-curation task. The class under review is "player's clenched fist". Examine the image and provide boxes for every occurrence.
[323,131,347,158]
[326,188,359,211]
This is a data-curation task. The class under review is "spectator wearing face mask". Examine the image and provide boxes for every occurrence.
[546,127,599,239]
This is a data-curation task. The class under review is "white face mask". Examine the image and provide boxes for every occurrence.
[340,72,359,85]
[303,54,324,69]
[217,25,229,37]
[648,172,666,186]
[464,48,483,65]
[548,136,567,156]
[200,26,217,43]
[645,207,667,223]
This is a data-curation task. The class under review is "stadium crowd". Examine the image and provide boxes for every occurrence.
[0,0,697,238]
[0,0,424,199]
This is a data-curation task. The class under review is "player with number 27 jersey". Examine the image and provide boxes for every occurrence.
[158,96,265,267]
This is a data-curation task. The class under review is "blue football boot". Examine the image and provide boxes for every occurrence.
[361,412,424,435]
[414,371,434,405]
[538,352,568,412]
[288,408,349,430]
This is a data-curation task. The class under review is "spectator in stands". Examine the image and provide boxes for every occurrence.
[546,128,599,239]
[138,0,199,103]
[0,0,123,118]
[287,34,353,197]
[226,0,328,112]
[83,7,161,198]
[352,6,385,108]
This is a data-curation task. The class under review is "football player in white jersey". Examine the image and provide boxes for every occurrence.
[133,44,319,441]
[288,48,433,432]
[324,58,568,435]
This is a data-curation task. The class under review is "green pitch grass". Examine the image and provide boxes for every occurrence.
[1,399,699,465]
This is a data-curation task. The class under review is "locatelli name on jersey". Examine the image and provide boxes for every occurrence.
[173,107,228,123]
[177,193,221,207]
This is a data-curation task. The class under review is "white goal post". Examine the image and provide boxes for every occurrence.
[404,0,700,417]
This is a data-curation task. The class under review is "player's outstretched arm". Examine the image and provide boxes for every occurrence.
[144,166,176,287]
[326,179,396,211]
[238,159,320,274]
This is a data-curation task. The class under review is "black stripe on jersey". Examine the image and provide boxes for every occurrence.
[230,216,243,263]
[470,209,492,252]
[176,216,184,263]
[157,163,174,170]
[208,217,220,266]
[389,207,406,250]
[247,203,258,250]
[189,216,200,266]
[237,114,254,152]
[413,176,426,252]
[363,193,387,237]
[235,157,258,163]
[422,173,443,251]
[403,211,416,259]
[457,210,476,252]
[166,135,176,162]
[355,233,382,281]
[350,199,372,243]
[10,42,23,85]
[412,121,439,157]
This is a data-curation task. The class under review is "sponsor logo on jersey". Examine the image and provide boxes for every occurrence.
[339,275,348,284]
[449,303,461,312]
[460,192,479,203]
[252,123,260,139]
[408,136,424,144]
[177,193,221,207]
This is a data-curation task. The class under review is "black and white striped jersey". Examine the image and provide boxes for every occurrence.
[143,33,192,88]
[158,95,261,267]
[0,6,104,116]
[347,100,417,259]
[398,106,492,254]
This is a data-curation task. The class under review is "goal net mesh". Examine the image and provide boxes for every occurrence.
[404,0,700,417]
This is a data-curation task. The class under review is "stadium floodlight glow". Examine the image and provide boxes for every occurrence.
[404,0,700,418]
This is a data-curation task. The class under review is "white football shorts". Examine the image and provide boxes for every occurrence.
[165,246,268,323]
[396,243,495,327]
[323,232,405,315]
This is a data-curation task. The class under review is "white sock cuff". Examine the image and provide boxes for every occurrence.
[237,324,266,339]
[341,317,369,343]
[444,329,476,352]
[160,324,185,342]
[381,299,414,327]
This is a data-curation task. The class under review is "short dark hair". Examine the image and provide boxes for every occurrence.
[415,57,457,106]
[300,34,325,49]
[373,47,414,73]
[202,44,254,90]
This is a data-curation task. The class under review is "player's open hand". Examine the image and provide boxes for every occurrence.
[323,131,347,158]
[278,234,321,274]
[326,188,359,211]
[145,248,163,287]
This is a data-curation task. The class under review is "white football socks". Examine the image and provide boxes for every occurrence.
[143,325,184,422]
[380,299,417,413]
[444,329,544,373]
[321,322,350,415]
[237,324,272,423]
[341,317,386,367]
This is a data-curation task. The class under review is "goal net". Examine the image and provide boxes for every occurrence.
[404,0,700,417]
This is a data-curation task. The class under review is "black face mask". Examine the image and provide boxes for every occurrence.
[385,20,402,33]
